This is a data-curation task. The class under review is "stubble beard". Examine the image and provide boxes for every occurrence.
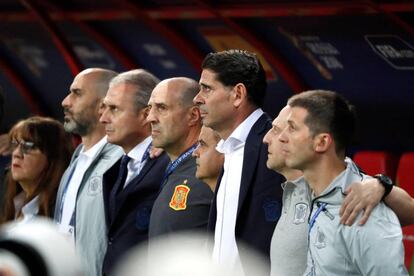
[63,116,92,137]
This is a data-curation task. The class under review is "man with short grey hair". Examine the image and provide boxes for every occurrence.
[100,69,170,275]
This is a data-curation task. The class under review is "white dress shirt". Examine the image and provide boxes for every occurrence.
[123,136,152,188]
[213,108,264,273]
[58,136,107,237]
[13,193,39,224]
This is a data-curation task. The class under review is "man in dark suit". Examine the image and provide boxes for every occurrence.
[99,69,169,275]
[193,49,284,275]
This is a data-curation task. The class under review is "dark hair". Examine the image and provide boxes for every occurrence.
[0,116,73,223]
[202,49,267,108]
[287,90,356,155]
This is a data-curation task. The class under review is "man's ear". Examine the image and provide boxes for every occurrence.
[142,106,150,119]
[139,106,151,127]
[188,106,201,126]
[232,83,248,108]
[97,99,105,117]
[314,133,332,153]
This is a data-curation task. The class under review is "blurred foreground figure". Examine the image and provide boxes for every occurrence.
[114,232,267,276]
[0,218,84,276]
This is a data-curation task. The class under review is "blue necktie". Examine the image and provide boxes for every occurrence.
[109,155,131,222]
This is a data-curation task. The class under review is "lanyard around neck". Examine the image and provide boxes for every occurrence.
[162,144,197,185]
[308,202,327,237]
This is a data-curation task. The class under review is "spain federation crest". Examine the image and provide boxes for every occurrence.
[169,180,190,211]
[293,203,308,225]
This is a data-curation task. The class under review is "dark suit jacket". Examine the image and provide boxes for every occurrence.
[102,152,170,275]
[208,113,285,272]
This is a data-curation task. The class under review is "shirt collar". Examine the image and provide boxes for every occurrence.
[216,108,264,154]
[282,176,306,190]
[125,136,152,162]
[21,195,39,217]
[80,136,108,159]
[317,157,361,196]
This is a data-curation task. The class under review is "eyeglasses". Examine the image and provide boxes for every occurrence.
[10,139,38,155]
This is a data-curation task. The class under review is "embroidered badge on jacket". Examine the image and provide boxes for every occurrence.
[87,176,102,196]
[315,226,327,249]
[293,203,308,224]
[169,180,190,211]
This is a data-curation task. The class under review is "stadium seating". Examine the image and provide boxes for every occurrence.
[396,152,414,270]
[353,151,398,180]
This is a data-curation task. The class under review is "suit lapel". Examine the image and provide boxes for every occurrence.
[122,157,157,194]
[109,155,159,228]
[237,114,270,216]
[54,145,82,221]
[63,145,82,190]
[102,157,122,226]
[81,142,110,187]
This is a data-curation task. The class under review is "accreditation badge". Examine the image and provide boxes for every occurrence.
[169,180,190,211]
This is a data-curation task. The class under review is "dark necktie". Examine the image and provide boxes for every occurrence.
[109,155,131,222]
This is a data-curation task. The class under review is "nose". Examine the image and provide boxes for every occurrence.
[62,93,71,108]
[263,129,271,145]
[99,107,109,124]
[193,91,204,106]
[278,127,288,143]
[192,145,200,158]
[146,107,156,123]
[98,101,106,116]
[11,144,23,159]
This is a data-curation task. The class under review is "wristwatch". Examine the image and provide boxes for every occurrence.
[373,174,394,200]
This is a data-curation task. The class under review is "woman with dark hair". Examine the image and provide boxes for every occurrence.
[0,116,72,224]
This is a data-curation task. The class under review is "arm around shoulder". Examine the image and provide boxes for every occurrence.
[384,186,414,226]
